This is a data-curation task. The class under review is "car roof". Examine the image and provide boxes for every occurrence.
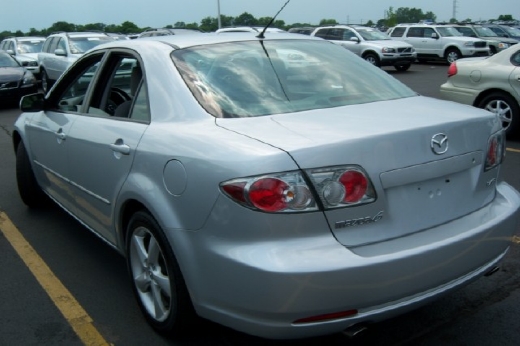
[93,32,321,51]
[49,31,111,38]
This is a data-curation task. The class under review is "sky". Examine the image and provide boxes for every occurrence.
[1,0,519,32]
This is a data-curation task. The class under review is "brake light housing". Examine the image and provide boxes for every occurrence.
[220,165,376,213]
[447,62,458,77]
[484,131,506,171]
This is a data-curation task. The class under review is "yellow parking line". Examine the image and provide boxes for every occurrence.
[0,212,111,346]
[507,147,520,153]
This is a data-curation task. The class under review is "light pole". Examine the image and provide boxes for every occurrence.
[217,0,222,29]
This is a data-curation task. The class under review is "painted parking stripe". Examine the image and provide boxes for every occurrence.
[0,212,111,346]
[506,147,520,153]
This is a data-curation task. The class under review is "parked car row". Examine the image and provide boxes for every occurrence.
[2,26,519,139]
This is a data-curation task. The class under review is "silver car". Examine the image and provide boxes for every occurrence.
[13,32,520,340]
[440,45,520,138]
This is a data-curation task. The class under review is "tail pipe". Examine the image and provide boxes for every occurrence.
[342,323,369,338]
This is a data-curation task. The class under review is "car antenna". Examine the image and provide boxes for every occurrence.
[257,0,291,39]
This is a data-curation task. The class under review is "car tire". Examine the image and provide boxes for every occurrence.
[16,141,47,207]
[363,53,380,67]
[478,92,519,138]
[445,48,461,64]
[394,64,411,71]
[126,211,197,335]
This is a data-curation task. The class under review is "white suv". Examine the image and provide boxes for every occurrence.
[38,32,114,92]
[310,25,416,71]
[0,36,45,78]
[387,24,490,63]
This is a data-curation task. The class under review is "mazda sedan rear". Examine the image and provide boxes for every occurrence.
[13,32,520,340]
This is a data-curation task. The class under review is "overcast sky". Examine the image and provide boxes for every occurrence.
[2,0,519,32]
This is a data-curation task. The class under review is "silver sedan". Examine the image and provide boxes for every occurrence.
[12,32,520,340]
[440,44,520,138]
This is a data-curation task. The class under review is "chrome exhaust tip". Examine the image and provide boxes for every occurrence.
[342,323,369,338]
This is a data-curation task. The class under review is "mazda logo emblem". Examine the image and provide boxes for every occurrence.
[431,133,448,155]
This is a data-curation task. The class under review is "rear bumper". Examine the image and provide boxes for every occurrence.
[440,82,479,106]
[173,182,520,339]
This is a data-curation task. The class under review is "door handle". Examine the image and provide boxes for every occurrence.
[55,129,66,140]
[110,140,131,155]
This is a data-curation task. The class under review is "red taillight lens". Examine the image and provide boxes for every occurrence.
[447,62,457,77]
[249,178,289,212]
[339,170,368,203]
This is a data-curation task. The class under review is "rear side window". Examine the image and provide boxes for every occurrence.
[390,27,406,37]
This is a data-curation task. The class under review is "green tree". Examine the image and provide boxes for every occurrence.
[119,21,141,34]
[319,19,338,25]
[47,21,77,34]
[498,14,514,21]
[234,12,257,26]
[200,16,219,32]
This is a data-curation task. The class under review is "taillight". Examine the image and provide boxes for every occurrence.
[484,131,506,171]
[221,172,316,213]
[220,166,376,213]
[447,62,458,77]
[306,165,376,208]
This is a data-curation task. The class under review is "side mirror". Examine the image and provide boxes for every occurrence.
[20,93,45,112]
[431,33,439,39]
[6,49,15,55]
[350,37,360,43]
[54,48,67,56]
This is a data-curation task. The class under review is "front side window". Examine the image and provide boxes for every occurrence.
[173,40,416,118]
[53,55,103,113]
[356,28,391,41]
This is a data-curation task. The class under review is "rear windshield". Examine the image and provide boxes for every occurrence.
[172,39,417,118]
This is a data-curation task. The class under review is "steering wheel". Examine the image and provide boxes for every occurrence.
[107,87,132,115]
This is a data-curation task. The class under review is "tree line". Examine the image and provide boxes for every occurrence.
[1,7,516,41]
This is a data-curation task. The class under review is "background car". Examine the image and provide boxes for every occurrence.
[0,36,45,78]
[0,51,38,105]
[440,45,520,138]
[310,25,416,71]
[483,24,520,41]
[12,32,520,340]
[387,23,490,63]
[450,24,518,54]
[215,26,286,33]
[38,31,115,93]
[137,28,203,38]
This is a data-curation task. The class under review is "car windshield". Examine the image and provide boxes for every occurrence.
[0,53,19,67]
[356,28,391,41]
[502,26,520,36]
[474,27,498,37]
[436,27,463,37]
[69,37,113,54]
[18,40,44,53]
[173,40,416,118]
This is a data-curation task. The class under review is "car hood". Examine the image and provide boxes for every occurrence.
[0,67,23,82]
[217,96,500,246]
[16,53,39,62]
